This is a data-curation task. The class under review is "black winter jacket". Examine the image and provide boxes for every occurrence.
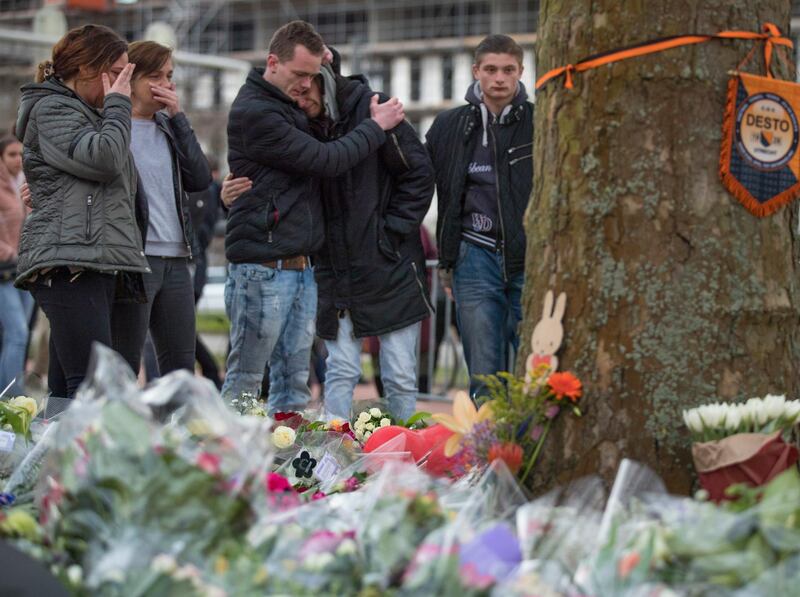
[314,75,435,340]
[225,68,386,263]
[425,83,533,277]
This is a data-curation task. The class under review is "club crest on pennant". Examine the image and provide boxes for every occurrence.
[720,73,800,217]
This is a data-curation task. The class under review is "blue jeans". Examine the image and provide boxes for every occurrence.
[452,241,524,400]
[0,281,34,395]
[221,263,317,414]
[323,314,420,421]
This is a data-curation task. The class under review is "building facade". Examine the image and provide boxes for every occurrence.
[0,0,539,153]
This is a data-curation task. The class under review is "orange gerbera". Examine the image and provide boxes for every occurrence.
[487,442,524,474]
[547,371,582,402]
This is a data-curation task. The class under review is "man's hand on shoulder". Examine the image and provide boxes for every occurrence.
[370,95,405,131]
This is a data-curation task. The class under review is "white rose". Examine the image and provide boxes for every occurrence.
[380,418,391,427]
[357,411,371,424]
[305,552,334,570]
[369,407,382,418]
[151,554,178,573]
[365,422,375,431]
[354,420,365,432]
[66,565,83,585]
[336,539,357,556]
[8,396,38,418]
[363,431,372,441]
[272,426,296,449]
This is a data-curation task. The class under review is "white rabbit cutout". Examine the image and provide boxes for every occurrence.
[525,290,566,383]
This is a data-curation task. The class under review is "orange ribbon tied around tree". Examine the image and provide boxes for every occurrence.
[536,22,793,91]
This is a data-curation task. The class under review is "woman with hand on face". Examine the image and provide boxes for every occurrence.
[110,41,211,378]
[14,25,149,398]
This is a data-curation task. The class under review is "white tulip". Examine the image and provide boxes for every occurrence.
[683,409,704,433]
[749,398,769,426]
[698,404,724,430]
[783,400,800,424]
[763,394,787,422]
[740,399,757,428]
[724,406,742,432]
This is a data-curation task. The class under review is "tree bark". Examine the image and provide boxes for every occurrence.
[522,0,797,493]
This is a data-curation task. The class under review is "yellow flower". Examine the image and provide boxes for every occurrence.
[9,396,38,418]
[431,391,493,457]
[186,419,212,436]
[214,556,229,575]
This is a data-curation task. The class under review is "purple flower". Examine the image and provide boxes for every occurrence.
[530,425,544,441]
[545,405,560,419]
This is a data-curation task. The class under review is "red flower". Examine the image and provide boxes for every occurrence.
[618,551,641,578]
[487,442,524,474]
[265,472,292,493]
[274,412,299,421]
[311,491,327,501]
[547,371,582,402]
[196,452,221,475]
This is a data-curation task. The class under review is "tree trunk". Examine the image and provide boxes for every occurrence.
[522,0,797,494]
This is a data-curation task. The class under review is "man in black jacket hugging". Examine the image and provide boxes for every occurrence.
[221,21,404,413]
[426,35,533,401]
[225,63,435,421]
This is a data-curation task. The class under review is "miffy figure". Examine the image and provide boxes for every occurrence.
[525,290,566,382]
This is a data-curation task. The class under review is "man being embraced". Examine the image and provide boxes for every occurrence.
[222,21,404,414]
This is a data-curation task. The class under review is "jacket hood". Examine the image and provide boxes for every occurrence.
[334,72,372,119]
[17,78,76,140]
[464,80,529,146]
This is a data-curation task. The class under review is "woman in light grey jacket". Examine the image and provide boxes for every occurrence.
[15,25,149,398]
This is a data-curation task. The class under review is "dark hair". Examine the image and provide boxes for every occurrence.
[36,24,128,83]
[268,20,325,62]
[0,135,20,157]
[474,34,524,66]
[127,40,173,80]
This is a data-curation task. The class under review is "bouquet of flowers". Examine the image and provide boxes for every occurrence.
[682,394,800,441]
[353,406,393,442]
[682,394,800,501]
[586,467,800,595]
[433,365,583,488]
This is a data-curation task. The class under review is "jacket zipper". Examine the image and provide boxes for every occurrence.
[176,159,192,258]
[509,154,532,166]
[489,126,508,283]
[85,194,93,240]
[391,133,410,170]
[507,141,533,155]
[411,261,435,315]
